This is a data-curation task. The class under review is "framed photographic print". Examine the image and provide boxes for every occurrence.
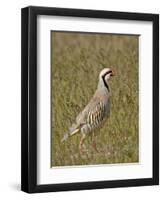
[21,6,159,193]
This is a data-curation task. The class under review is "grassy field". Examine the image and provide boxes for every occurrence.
[51,32,139,167]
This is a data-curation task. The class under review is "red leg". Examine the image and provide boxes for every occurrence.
[92,132,99,153]
[79,134,87,154]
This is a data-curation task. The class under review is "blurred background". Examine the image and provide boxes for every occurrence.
[51,31,139,167]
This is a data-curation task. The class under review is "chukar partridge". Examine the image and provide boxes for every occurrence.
[61,68,115,153]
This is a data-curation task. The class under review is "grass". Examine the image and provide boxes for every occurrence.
[51,31,139,167]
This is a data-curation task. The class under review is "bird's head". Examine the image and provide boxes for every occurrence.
[99,67,115,81]
[98,68,115,90]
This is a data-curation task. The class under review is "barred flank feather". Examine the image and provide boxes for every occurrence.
[86,102,105,130]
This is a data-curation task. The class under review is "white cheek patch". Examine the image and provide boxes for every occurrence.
[105,74,111,81]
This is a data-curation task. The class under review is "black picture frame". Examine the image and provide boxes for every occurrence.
[21,6,159,193]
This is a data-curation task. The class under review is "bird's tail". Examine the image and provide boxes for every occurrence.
[61,123,80,143]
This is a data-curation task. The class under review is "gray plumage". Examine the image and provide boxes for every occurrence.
[61,68,114,152]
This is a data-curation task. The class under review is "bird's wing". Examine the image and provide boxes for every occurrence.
[76,96,106,127]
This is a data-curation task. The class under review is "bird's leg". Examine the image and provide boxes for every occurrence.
[79,134,87,154]
[92,132,99,153]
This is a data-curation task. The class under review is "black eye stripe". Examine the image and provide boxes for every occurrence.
[102,70,112,78]
[101,70,112,91]
[102,70,112,91]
